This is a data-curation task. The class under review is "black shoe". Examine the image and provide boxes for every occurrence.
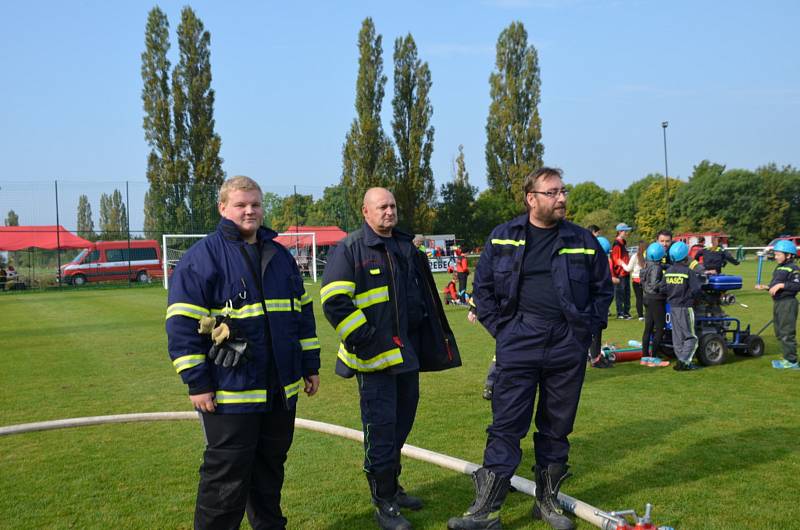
[532,464,575,530]
[482,386,493,401]
[447,468,510,529]
[616,314,626,320]
[623,313,633,320]
[367,471,413,530]
[396,485,423,511]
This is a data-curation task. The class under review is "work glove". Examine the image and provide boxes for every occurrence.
[208,337,251,368]
[206,315,251,368]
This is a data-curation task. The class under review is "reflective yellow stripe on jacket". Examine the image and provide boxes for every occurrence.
[491,239,525,246]
[558,247,596,256]
[335,309,367,341]
[320,281,356,304]
[172,354,205,373]
[166,303,210,320]
[337,343,403,372]
[300,337,321,351]
[216,389,267,404]
[354,286,390,309]
[284,377,304,399]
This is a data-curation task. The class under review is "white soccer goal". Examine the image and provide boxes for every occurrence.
[162,232,318,289]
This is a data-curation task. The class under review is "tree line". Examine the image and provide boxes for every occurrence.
[133,11,797,249]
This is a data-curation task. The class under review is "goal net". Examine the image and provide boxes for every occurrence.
[162,232,318,289]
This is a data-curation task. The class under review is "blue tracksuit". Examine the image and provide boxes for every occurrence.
[473,215,613,475]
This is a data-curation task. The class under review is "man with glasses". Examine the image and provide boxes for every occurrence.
[448,167,613,530]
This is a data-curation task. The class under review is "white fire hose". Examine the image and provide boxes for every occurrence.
[1,413,629,529]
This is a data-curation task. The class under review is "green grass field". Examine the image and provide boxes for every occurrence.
[1,258,798,529]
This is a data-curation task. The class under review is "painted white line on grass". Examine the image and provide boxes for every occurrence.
[0,413,622,529]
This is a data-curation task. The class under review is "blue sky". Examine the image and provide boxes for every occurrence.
[1,1,798,230]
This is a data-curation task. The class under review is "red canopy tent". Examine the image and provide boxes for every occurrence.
[0,225,92,251]
[274,226,347,247]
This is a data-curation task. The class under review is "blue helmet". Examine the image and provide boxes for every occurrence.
[597,236,612,255]
[646,242,665,262]
[774,239,798,256]
[669,241,689,262]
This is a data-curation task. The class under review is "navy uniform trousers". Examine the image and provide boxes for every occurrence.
[195,405,295,530]
[483,314,587,478]
[356,370,420,474]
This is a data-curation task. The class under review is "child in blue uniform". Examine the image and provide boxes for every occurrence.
[757,240,800,368]
[665,242,703,371]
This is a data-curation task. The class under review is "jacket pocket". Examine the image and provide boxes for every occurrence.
[568,266,590,310]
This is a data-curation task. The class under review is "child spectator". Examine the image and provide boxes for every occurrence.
[756,240,800,368]
[623,240,646,320]
[665,242,703,371]
[641,243,667,359]
[443,272,460,305]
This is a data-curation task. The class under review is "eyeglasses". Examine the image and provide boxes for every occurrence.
[530,188,569,199]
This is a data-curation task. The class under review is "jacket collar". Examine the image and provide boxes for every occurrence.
[361,221,413,247]
[218,218,278,243]
[510,213,573,238]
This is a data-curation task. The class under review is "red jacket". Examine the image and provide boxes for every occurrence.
[455,255,469,274]
[611,237,630,278]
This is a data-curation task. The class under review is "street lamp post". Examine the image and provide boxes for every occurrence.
[661,121,670,230]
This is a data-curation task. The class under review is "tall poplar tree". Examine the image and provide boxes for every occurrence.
[435,145,478,246]
[141,7,181,235]
[76,195,96,240]
[98,190,128,240]
[341,18,395,227]
[4,210,19,226]
[174,6,224,233]
[391,34,435,232]
[485,21,543,202]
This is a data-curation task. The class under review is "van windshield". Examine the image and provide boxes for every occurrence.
[71,249,89,263]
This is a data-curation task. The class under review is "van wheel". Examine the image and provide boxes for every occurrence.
[73,275,86,286]
[137,271,150,283]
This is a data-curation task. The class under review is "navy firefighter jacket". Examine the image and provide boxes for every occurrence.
[166,219,321,413]
[321,222,461,377]
[769,261,800,300]
[473,215,613,345]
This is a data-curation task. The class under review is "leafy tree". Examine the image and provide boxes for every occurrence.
[262,192,284,230]
[635,179,684,240]
[390,34,435,233]
[307,184,352,231]
[610,174,662,226]
[435,145,478,247]
[580,208,616,237]
[485,21,543,206]
[76,195,96,240]
[99,190,128,240]
[141,7,178,235]
[471,189,522,248]
[271,194,314,232]
[174,6,224,233]
[566,181,610,225]
[341,18,395,225]
[5,210,19,226]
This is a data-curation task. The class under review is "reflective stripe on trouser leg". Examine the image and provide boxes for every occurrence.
[357,370,419,474]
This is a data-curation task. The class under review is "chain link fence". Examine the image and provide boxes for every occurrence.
[0,180,326,291]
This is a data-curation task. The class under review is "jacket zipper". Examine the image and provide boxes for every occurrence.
[385,248,404,348]
[419,254,453,361]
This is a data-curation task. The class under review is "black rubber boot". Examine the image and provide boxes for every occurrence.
[367,470,413,530]
[447,467,510,530]
[395,466,423,511]
[532,464,575,530]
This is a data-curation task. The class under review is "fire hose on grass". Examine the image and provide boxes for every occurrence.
[0,413,673,529]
